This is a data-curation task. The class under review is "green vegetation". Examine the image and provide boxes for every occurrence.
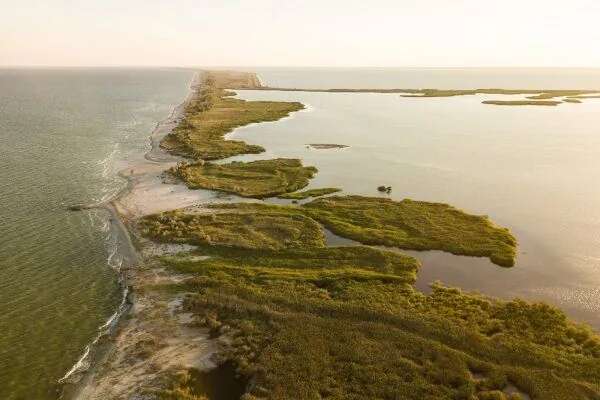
[172,158,317,198]
[155,370,209,400]
[201,70,262,89]
[161,72,303,160]
[202,195,516,266]
[567,95,600,99]
[249,86,598,99]
[166,244,419,283]
[525,91,589,100]
[277,187,341,199]
[402,89,594,98]
[308,143,349,149]
[141,207,599,399]
[301,196,517,267]
[140,207,325,250]
[146,70,600,399]
[482,100,561,107]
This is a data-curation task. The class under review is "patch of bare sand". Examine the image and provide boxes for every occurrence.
[73,262,219,400]
[114,163,216,218]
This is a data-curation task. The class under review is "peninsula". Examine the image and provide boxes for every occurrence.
[78,70,600,400]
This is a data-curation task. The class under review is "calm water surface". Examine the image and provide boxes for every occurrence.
[229,69,600,329]
[0,68,193,399]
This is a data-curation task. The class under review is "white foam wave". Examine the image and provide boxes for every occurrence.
[58,283,129,384]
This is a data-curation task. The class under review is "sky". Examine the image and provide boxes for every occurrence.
[2,0,600,67]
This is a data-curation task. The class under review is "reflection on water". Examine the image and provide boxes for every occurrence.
[228,84,600,329]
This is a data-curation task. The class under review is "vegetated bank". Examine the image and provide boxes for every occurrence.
[132,70,599,400]
[232,85,600,107]
[481,100,561,106]
[171,158,318,198]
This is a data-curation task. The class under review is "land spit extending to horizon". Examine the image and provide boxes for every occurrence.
[64,70,600,400]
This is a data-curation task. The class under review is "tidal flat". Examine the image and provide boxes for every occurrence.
[90,70,600,400]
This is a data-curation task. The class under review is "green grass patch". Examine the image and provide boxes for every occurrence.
[172,158,317,198]
[567,95,600,99]
[482,100,561,107]
[161,72,304,161]
[277,187,341,199]
[139,198,600,399]
[165,244,419,284]
[525,91,590,100]
[160,254,600,400]
[300,196,517,267]
[140,207,325,250]
[201,196,517,266]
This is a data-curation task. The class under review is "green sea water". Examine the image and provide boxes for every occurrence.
[0,68,193,399]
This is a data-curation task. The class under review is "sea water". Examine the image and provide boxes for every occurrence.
[0,67,193,399]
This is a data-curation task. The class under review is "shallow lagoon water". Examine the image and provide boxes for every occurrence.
[228,87,600,329]
[0,68,193,399]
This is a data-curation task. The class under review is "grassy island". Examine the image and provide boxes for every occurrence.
[482,100,561,107]
[172,158,317,198]
[161,71,303,161]
[277,187,341,199]
[244,86,599,100]
[302,196,517,267]
[566,95,600,99]
[140,208,326,250]
[140,201,599,400]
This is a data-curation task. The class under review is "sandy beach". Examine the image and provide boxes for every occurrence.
[61,71,229,399]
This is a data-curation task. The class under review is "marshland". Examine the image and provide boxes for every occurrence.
[99,70,600,400]
[3,67,600,400]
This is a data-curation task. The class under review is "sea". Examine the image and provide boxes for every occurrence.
[0,67,194,399]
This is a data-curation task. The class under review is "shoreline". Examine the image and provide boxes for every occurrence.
[61,71,204,399]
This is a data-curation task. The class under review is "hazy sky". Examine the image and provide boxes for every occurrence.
[2,0,600,67]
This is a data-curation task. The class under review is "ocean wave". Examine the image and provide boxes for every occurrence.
[58,283,129,384]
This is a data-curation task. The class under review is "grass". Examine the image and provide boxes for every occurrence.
[301,196,517,267]
[166,244,419,284]
[482,100,561,107]
[143,70,599,399]
[567,95,600,99]
[138,197,600,399]
[143,196,516,267]
[525,91,590,100]
[161,72,304,161]
[150,241,600,400]
[140,207,325,250]
[200,70,262,89]
[277,187,341,199]
[247,86,599,99]
[172,158,318,198]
